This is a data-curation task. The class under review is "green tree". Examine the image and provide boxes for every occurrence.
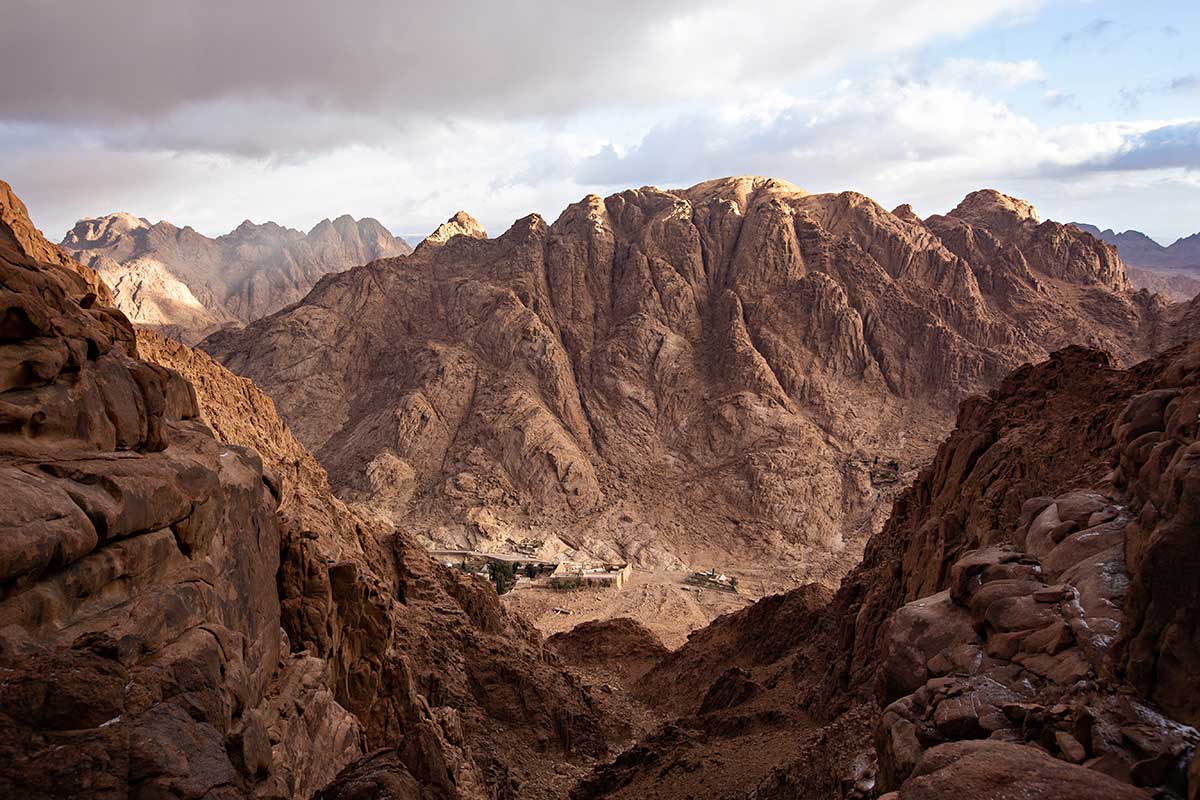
[491,561,516,595]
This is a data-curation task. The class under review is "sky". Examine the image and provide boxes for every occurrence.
[1,0,1198,245]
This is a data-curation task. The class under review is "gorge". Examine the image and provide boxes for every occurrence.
[2,172,1199,800]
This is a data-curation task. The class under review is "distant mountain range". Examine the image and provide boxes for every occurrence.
[61,212,412,343]
[1071,221,1200,271]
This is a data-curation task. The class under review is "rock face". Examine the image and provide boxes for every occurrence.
[573,340,1200,799]
[202,176,1197,591]
[1,181,622,799]
[0,179,362,798]
[62,211,411,343]
[137,335,628,799]
[545,618,670,688]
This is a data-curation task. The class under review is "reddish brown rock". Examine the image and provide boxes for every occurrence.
[2,180,622,800]
[545,617,669,687]
[1127,267,1200,302]
[575,340,1200,799]
[201,177,1200,595]
[0,177,362,799]
[140,335,627,799]
[895,740,1149,799]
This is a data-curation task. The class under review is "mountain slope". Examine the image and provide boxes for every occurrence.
[62,211,412,343]
[1127,266,1200,301]
[1,179,628,800]
[0,179,363,797]
[577,340,1200,799]
[140,332,635,800]
[202,177,1196,599]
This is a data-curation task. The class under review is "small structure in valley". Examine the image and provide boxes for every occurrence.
[548,561,632,591]
[685,568,739,593]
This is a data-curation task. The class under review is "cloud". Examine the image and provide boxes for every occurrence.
[1082,122,1200,172]
[933,59,1046,90]
[1042,89,1077,109]
[1170,76,1200,95]
[5,1,1198,245]
[1061,17,1114,45]
[575,76,1068,192]
[0,0,1043,158]
[574,74,1200,208]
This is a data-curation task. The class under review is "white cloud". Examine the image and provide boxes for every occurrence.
[4,0,1198,244]
[572,74,1200,233]
[932,58,1047,89]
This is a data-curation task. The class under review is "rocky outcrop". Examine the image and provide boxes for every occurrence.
[0,179,362,798]
[883,740,1150,800]
[874,518,1195,795]
[419,211,488,250]
[202,177,1198,597]
[2,181,624,799]
[62,210,412,343]
[573,340,1200,799]
[545,618,670,688]
[140,332,627,798]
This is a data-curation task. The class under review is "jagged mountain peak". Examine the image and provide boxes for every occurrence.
[681,174,807,204]
[420,209,488,249]
[221,218,304,243]
[62,211,153,248]
[890,203,923,224]
[61,206,413,343]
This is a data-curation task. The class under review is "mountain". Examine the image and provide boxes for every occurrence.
[201,177,1196,612]
[4,173,1199,799]
[573,340,1200,799]
[1072,221,1200,272]
[61,211,412,343]
[0,179,629,799]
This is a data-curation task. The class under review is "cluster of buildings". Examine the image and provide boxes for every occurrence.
[429,548,631,593]
[546,561,632,590]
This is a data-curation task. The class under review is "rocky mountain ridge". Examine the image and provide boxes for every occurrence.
[7,172,1200,798]
[1072,222,1200,273]
[0,179,629,799]
[202,177,1197,599]
[61,209,412,343]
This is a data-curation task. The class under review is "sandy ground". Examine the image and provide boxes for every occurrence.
[502,568,755,649]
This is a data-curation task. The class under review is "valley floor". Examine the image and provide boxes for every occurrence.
[503,568,755,649]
